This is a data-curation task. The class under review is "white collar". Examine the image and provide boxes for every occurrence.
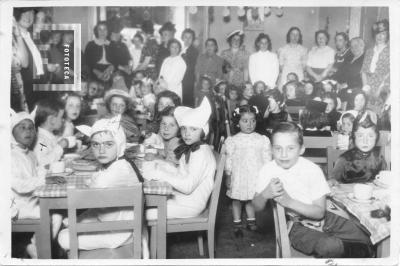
[38,127,57,141]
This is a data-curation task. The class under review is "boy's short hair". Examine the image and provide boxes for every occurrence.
[272,122,304,146]
[351,114,380,144]
[34,98,64,127]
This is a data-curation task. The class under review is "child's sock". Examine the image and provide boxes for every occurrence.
[246,218,257,231]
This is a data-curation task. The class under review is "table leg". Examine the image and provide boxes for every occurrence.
[377,237,390,258]
[38,199,52,259]
[157,196,167,259]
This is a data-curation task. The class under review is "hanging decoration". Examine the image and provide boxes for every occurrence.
[188,6,198,15]
[273,7,284,17]
[222,7,231,23]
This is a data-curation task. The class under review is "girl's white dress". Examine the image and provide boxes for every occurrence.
[225,132,271,200]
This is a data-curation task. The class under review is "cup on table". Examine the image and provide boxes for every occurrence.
[66,136,77,148]
[376,171,392,186]
[353,184,373,200]
[50,161,65,174]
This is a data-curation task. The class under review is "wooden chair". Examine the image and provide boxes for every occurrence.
[148,144,227,258]
[67,184,143,259]
[272,201,311,258]
[303,135,338,164]
[286,106,304,123]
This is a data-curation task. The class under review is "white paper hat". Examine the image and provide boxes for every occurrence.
[76,115,126,157]
[174,97,212,135]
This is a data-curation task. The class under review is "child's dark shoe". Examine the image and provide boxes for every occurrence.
[234,228,243,238]
[246,219,258,231]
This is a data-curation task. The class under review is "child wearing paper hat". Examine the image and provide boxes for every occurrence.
[11,110,63,258]
[59,116,149,258]
[144,97,217,220]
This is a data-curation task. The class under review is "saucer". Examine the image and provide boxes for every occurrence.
[373,180,389,189]
[347,193,375,204]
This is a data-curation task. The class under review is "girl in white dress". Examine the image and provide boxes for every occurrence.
[225,105,272,236]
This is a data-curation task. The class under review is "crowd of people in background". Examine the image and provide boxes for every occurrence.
[10,6,391,259]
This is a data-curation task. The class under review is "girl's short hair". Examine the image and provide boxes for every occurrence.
[34,98,64,127]
[322,92,338,110]
[315,30,330,44]
[200,75,212,86]
[283,81,304,100]
[62,92,81,104]
[154,90,181,118]
[353,90,368,108]
[266,88,284,104]
[254,33,272,51]
[231,105,261,129]
[181,28,196,40]
[253,81,267,93]
[93,21,108,39]
[167,38,182,53]
[205,38,218,53]
[159,22,176,35]
[341,112,356,123]
[13,7,37,22]
[272,121,304,146]
[351,114,380,144]
[141,20,154,35]
[286,26,303,44]
[133,33,144,43]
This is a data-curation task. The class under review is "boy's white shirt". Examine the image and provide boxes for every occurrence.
[256,157,331,207]
[34,127,64,167]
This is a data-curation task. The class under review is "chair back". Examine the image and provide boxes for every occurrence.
[286,106,304,123]
[272,201,291,258]
[303,135,338,164]
[326,146,345,177]
[67,184,143,259]
[208,145,227,228]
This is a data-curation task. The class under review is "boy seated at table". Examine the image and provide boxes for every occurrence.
[11,110,63,258]
[328,114,387,185]
[143,97,216,219]
[253,122,373,258]
[33,98,75,167]
[58,115,149,258]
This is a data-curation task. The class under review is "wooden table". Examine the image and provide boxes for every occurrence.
[37,193,168,259]
[329,183,391,258]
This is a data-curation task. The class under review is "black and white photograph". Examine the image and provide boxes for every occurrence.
[1,0,398,264]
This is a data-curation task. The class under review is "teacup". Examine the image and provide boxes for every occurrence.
[353,184,373,200]
[50,161,65,174]
[376,171,392,185]
[66,136,77,148]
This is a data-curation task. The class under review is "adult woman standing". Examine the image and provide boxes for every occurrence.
[194,38,224,87]
[220,30,250,87]
[84,21,115,85]
[277,27,308,89]
[135,20,159,80]
[249,33,279,90]
[181,28,199,107]
[12,7,45,111]
[306,30,335,83]
[159,39,187,99]
[331,32,352,83]
[361,19,390,112]
[156,22,176,76]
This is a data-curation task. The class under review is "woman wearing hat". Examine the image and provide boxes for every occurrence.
[104,89,141,143]
[361,19,390,113]
[144,97,216,220]
[220,30,250,87]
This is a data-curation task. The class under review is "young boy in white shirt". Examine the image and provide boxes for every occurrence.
[253,122,372,258]
[33,99,71,167]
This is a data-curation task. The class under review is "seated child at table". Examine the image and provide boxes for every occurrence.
[286,72,299,83]
[143,97,216,219]
[225,105,271,236]
[58,116,149,258]
[336,110,357,150]
[11,110,63,258]
[144,106,180,165]
[33,98,74,167]
[322,92,341,131]
[283,81,305,106]
[61,93,82,137]
[329,114,387,185]
[264,89,292,134]
[252,122,373,258]
[239,82,254,106]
